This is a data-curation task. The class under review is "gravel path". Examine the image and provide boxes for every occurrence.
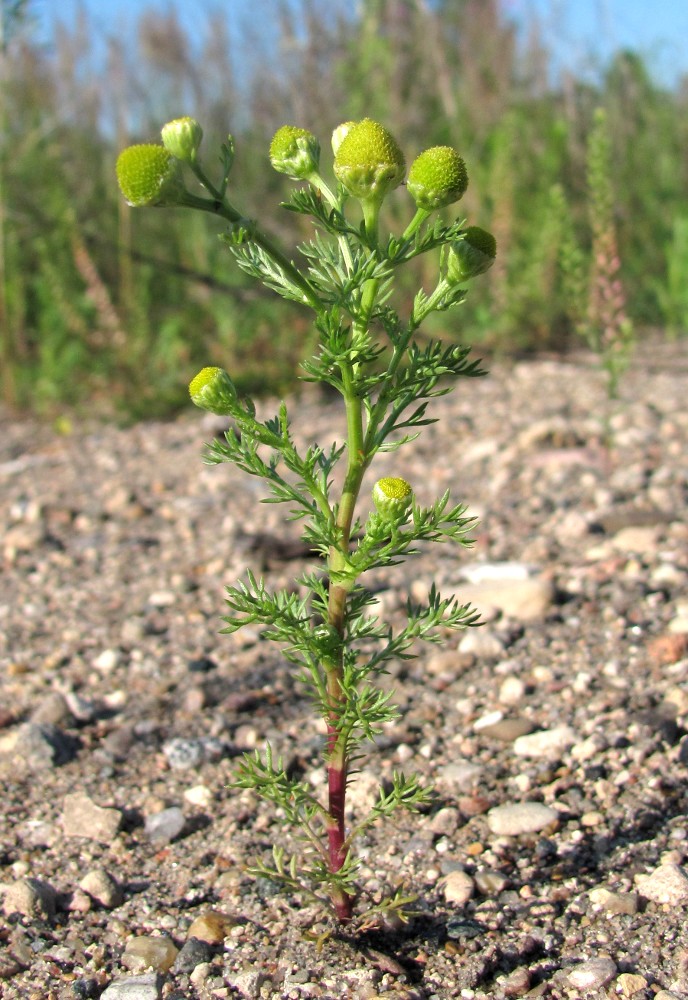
[1,343,687,999]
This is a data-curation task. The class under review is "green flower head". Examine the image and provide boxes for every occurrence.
[161,117,203,163]
[447,227,497,283]
[269,125,320,180]
[407,146,468,211]
[189,366,238,415]
[372,476,413,521]
[333,118,405,204]
[116,144,187,207]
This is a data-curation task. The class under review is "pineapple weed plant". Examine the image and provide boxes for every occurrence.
[116,116,496,926]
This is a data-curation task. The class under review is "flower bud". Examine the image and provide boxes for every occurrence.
[161,116,203,163]
[407,146,468,211]
[116,144,187,207]
[372,477,413,520]
[269,125,320,180]
[447,227,497,283]
[333,118,405,204]
[189,366,238,415]
[331,121,357,156]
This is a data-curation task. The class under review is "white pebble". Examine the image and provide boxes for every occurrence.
[635,863,688,905]
[442,869,475,905]
[566,957,617,990]
[487,802,558,836]
[513,725,576,758]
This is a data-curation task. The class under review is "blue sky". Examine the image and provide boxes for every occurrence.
[38,0,688,89]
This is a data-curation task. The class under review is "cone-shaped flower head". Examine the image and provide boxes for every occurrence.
[372,477,413,521]
[269,125,320,180]
[333,118,405,204]
[161,116,203,163]
[331,120,357,156]
[189,366,238,415]
[407,146,468,211]
[116,144,187,207]
[447,227,497,283]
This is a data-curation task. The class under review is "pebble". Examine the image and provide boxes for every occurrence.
[442,869,475,905]
[436,760,483,790]
[144,806,186,844]
[566,956,617,990]
[121,935,179,974]
[173,936,213,973]
[2,876,57,919]
[588,886,639,915]
[476,715,533,741]
[226,969,265,998]
[79,868,124,908]
[635,862,688,905]
[498,675,527,705]
[615,973,648,996]
[184,784,213,808]
[187,910,239,944]
[458,629,505,658]
[162,737,205,770]
[452,576,554,622]
[487,802,558,836]
[426,806,460,837]
[93,648,122,672]
[14,722,78,769]
[474,868,509,893]
[501,967,532,997]
[61,792,122,842]
[512,725,576,758]
[99,973,163,999]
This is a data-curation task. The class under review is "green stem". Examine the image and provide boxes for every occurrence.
[183,176,323,312]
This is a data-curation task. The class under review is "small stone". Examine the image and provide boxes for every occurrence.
[478,716,533,741]
[589,887,639,916]
[184,784,213,808]
[226,969,265,998]
[453,575,554,622]
[501,967,532,997]
[99,973,163,999]
[173,937,213,973]
[512,725,576,758]
[566,956,617,990]
[498,675,526,705]
[30,692,71,726]
[655,992,684,1000]
[474,868,509,893]
[426,807,460,837]
[458,629,505,659]
[62,793,122,842]
[2,877,57,919]
[162,738,204,770]
[436,759,483,790]
[635,862,688,905]
[14,722,78,769]
[79,869,124,908]
[144,806,186,845]
[442,870,475,905]
[616,973,648,997]
[186,910,238,944]
[487,802,558,836]
[93,648,122,672]
[121,936,178,974]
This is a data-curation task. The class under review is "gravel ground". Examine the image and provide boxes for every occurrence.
[1,342,688,1000]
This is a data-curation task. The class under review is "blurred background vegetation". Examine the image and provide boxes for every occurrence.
[1,0,687,419]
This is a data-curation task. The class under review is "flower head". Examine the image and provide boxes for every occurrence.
[269,125,320,180]
[333,118,405,204]
[447,227,497,283]
[116,144,186,207]
[407,146,468,211]
[161,117,203,163]
[372,477,413,521]
[189,366,238,415]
